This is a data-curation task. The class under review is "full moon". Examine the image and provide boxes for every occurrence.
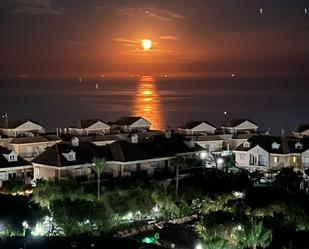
[141,39,152,50]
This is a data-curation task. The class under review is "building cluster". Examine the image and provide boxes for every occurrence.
[0,116,205,187]
[0,116,309,187]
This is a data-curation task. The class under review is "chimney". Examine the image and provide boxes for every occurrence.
[131,134,138,144]
[71,137,79,147]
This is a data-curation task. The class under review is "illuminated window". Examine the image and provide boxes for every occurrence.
[274,157,279,163]
[293,156,297,163]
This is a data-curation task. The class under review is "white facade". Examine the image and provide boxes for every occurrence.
[301,149,309,168]
[69,121,111,135]
[0,121,44,137]
[223,120,258,134]
[235,145,269,170]
[178,122,216,135]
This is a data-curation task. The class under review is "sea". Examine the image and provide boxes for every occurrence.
[0,76,308,135]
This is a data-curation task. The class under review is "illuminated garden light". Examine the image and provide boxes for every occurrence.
[195,243,203,249]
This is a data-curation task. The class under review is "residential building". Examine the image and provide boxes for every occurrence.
[32,134,206,181]
[222,119,258,134]
[0,146,32,188]
[68,119,111,135]
[112,116,151,133]
[177,121,217,135]
[8,135,61,160]
[234,135,309,171]
[0,119,45,137]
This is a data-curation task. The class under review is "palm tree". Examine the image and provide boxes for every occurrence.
[92,157,107,200]
[172,157,186,201]
[235,221,272,249]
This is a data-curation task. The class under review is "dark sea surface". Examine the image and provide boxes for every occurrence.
[0,76,308,134]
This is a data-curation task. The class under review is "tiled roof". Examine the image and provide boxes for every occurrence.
[33,134,205,166]
[0,119,43,129]
[235,135,288,154]
[10,135,61,144]
[113,116,146,126]
[32,141,101,167]
[186,135,224,141]
[296,124,309,133]
[0,146,31,169]
[179,121,216,130]
[70,119,110,129]
[222,119,257,128]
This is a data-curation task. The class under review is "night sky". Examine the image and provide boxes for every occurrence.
[1,0,309,78]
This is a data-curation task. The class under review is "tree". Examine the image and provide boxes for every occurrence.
[275,167,301,192]
[172,157,186,200]
[92,157,107,200]
[234,221,272,249]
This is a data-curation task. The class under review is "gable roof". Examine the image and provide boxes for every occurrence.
[113,116,148,126]
[0,146,31,169]
[180,121,216,130]
[151,134,205,154]
[0,119,43,129]
[32,141,101,167]
[222,119,257,128]
[296,124,309,133]
[70,119,110,129]
[234,135,288,154]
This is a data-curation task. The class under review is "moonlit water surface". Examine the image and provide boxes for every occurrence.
[0,77,308,134]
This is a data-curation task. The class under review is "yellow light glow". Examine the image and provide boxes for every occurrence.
[141,39,152,50]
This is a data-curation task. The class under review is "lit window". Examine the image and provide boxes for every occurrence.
[274,157,279,163]
[293,156,297,163]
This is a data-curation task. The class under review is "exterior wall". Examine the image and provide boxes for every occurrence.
[0,167,32,187]
[191,123,216,134]
[196,140,223,152]
[60,167,92,178]
[33,165,57,180]
[234,146,269,170]
[229,139,248,150]
[235,151,250,167]
[9,140,60,160]
[130,118,151,129]
[301,150,309,168]
[269,154,290,168]
[0,138,12,147]
[0,122,44,137]
[223,121,258,134]
[106,159,169,177]
[287,154,301,168]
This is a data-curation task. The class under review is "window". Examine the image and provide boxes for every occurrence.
[274,157,279,163]
[240,154,245,160]
[35,168,40,176]
[295,142,303,150]
[0,172,6,180]
[272,142,280,150]
[243,142,251,148]
[250,154,257,165]
[293,156,298,163]
[258,155,267,166]
[76,169,82,176]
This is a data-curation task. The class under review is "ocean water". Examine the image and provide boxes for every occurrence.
[0,76,308,134]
